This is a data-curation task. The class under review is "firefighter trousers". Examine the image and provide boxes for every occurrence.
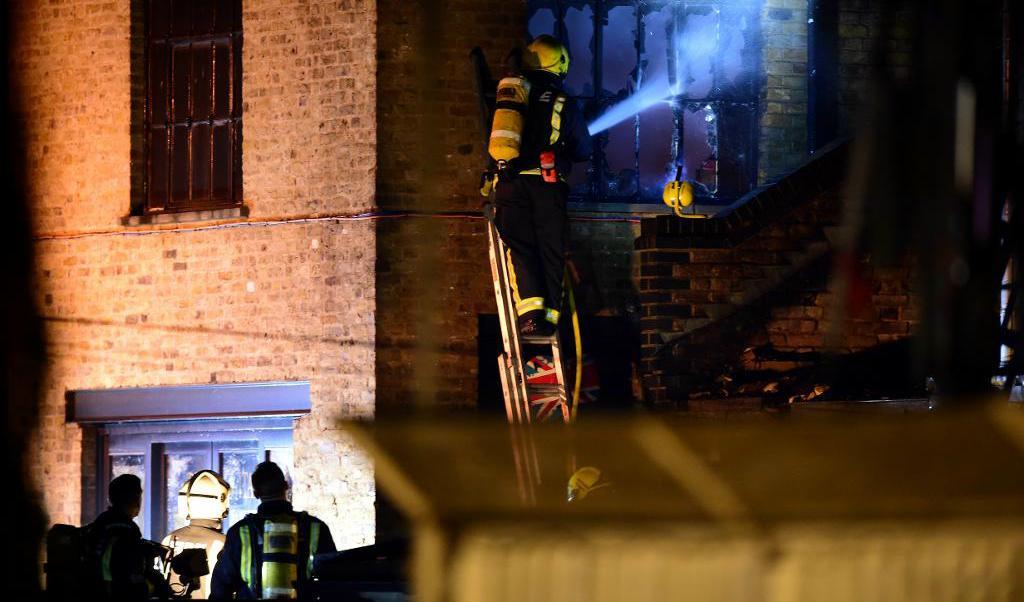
[494,175,568,324]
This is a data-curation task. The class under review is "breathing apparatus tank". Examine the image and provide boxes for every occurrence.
[488,76,531,164]
[261,516,300,599]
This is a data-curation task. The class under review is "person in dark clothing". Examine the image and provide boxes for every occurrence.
[495,34,593,336]
[83,473,164,601]
[210,461,336,600]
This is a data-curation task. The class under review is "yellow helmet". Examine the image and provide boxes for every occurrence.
[525,35,570,78]
[178,470,231,521]
[567,466,610,502]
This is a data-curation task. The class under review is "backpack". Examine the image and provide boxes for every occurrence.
[45,524,95,600]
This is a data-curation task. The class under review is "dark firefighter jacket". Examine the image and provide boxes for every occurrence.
[83,508,151,601]
[209,500,336,600]
[515,70,592,177]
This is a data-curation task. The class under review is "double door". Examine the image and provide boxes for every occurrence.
[102,418,294,541]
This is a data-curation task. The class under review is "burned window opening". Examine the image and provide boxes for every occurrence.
[527,0,762,205]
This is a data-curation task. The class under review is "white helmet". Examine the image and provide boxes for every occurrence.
[178,470,231,522]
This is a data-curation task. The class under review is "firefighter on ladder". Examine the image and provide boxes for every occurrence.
[489,35,592,337]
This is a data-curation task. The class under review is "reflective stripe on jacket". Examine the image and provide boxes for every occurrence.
[515,70,592,176]
[239,515,321,596]
[209,500,335,601]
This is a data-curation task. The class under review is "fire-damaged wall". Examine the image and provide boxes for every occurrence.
[633,0,919,408]
[13,0,377,547]
[375,0,911,411]
[637,143,919,407]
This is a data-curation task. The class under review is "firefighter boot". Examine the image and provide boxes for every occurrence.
[518,312,555,337]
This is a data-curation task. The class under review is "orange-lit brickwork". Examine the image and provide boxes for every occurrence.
[11,0,916,554]
[13,0,377,548]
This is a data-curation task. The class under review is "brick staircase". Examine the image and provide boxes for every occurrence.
[655,226,840,341]
[635,141,919,407]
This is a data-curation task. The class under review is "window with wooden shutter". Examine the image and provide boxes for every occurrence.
[143,0,242,214]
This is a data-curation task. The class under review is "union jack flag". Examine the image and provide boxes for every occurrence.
[524,354,600,421]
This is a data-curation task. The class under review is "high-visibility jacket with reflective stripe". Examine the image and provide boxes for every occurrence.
[83,508,149,600]
[210,501,336,600]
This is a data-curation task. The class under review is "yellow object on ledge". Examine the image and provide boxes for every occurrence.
[662,166,708,218]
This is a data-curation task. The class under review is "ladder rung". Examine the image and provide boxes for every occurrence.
[521,334,558,345]
[527,384,565,395]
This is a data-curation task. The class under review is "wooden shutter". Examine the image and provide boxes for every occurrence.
[145,0,242,213]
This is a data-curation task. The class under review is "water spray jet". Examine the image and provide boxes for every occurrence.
[587,75,674,136]
[586,10,721,137]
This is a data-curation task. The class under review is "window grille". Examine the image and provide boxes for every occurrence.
[142,0,243,214]
[527,0,762,205]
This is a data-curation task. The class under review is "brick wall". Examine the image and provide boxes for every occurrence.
[760,0,913,179]
[12,0,377,549]
[13,0,911,549]
[759,0,808,183]
[375,1,649,411]
[637,144,918,406]
[837,0,914,134]
[639,198,917,404]
[375,0,528,410]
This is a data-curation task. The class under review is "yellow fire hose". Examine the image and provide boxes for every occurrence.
[566,267,582,422]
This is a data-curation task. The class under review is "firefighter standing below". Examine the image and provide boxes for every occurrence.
[493,35,592,336]
[209,461,336,600]
[162,470,232,599]
[84,473,164,601]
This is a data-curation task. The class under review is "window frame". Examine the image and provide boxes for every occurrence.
[528,0,762,210]
[71,381,310,540]
[98,417,295,541]
[138,0,244,216]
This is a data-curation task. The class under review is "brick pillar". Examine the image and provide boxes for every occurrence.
[759,0,809,183]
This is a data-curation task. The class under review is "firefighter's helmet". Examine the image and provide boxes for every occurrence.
[567,466,610,502]
[178,470,231,521]
[525,35,570,78]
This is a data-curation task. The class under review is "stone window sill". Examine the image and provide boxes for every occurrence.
[123,205,249,226]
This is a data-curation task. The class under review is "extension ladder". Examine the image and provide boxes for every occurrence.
[485,211,571,425]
